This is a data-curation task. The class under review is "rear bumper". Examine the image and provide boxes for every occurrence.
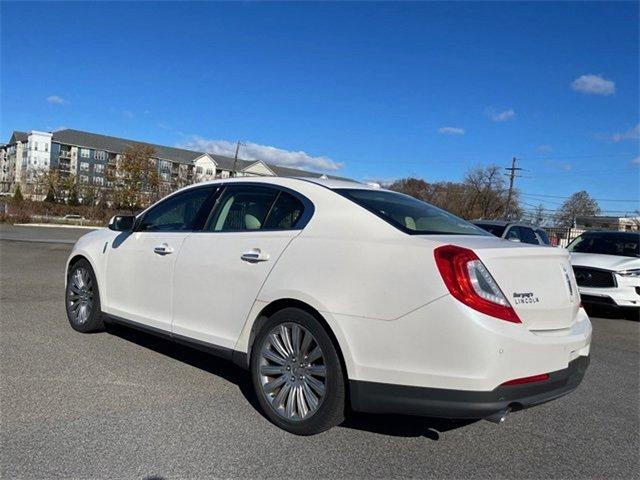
[350,355,589,419]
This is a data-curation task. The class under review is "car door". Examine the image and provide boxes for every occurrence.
[104,186,218,331]
[171,184,312,349]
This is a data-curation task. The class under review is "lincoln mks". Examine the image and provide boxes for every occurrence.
[65,177,591,435]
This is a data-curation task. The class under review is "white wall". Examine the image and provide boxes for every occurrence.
[24,131,53,181]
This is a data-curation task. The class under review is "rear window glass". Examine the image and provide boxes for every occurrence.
[474,223,506,237]
[336,189,488,236]
[535,229,551,245]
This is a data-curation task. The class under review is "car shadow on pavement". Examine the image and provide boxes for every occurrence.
[104,322,262,413]
[340,413,476,440]
[105,322,477,439]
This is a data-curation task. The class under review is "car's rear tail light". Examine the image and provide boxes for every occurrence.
[434,244,521,323]
[501,373,549,386]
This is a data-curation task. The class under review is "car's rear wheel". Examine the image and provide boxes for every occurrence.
[65,258,104,333]
[251,307,345,435]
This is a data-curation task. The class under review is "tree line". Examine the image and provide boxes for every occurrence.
[385,165,602,227]
[17,147,605,227]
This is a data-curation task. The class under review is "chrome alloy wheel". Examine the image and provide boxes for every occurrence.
[67,267,94,325]
[258,323,327,421]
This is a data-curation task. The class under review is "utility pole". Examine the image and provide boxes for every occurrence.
[232,141,243,177]
[504,157,522,219]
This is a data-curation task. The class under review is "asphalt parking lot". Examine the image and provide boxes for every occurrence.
[1,226,639,479]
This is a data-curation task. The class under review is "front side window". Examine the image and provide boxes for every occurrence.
[336,189,487,236]
[138,187,215,232]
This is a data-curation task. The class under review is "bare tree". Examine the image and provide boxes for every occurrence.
[387,165,521,220]
[554,191,601,227]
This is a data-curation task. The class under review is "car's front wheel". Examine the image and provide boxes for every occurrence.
[65,258,104,333]
[251,307,345,435]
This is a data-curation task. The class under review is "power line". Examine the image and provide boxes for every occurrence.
[520,192,639,202]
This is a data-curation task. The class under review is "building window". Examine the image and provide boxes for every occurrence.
[206,168,214,176]
[93,176,105,186]
[33,141,38,151]
[161,172,170,182]
[94,150,107,160]
[80,162,90,172]
[80,148,90,158]
[196,166,203,174]
[93,163,104,174]
[45,144,49,152]
[79,175,89,184]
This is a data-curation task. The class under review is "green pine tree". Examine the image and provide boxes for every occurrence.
[13,184,23,202]
[45,186,56,203]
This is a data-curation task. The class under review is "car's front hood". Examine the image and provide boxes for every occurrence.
[569,252,640,272]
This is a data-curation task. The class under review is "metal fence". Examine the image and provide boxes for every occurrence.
[544,227,586,248]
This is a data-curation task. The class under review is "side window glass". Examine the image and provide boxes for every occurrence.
[208,187,278,232]
[139,187,214,232]
[535,229,550,245]
[521,227,539,245]
[263,192,305,230]
[505,227,520,241]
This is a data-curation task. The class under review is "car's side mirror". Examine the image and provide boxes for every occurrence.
[108,215,135,232]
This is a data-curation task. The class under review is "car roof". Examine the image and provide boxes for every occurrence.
[184,176,374,191]
[580,230,640,237]
[472,220,541,229]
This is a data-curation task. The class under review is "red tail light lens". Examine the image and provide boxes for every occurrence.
[501,373,549,386]
[434,244,521,323]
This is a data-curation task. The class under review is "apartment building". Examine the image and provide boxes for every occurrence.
[0,129,345,197]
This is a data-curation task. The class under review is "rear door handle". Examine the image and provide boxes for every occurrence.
[154,243,174,255]
[241,248,270,263]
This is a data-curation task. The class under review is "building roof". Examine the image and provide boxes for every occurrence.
[52,129,202,165]
[9,131,28,144]
[46,128,349,180]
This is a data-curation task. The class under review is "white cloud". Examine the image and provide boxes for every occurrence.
[612,123,640,142]
[487,108,515,122]
[536,144,554,153]
[437,126,465,135]
[177,137,343,171]
[46,95,67,105]
[631,156,640,166]
[571,74,615,96]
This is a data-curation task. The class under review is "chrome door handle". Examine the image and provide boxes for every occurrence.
[153,243,174,255]
[241,248,270,263]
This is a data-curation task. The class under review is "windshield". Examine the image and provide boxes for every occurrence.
[336,189,488,236]
[567,232,640,257]
[473,223,506,237]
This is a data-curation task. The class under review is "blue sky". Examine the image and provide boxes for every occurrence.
[1,1,638,215]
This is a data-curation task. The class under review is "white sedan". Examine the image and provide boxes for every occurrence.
[568,231,640,313]
[65,177,591,435]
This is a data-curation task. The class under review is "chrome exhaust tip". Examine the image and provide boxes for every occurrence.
[485,407,511,424]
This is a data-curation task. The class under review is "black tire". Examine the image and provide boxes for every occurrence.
[250,307,345,435]
[65,258,104,333]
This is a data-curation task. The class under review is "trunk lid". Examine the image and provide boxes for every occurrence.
[423,236,580,330]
